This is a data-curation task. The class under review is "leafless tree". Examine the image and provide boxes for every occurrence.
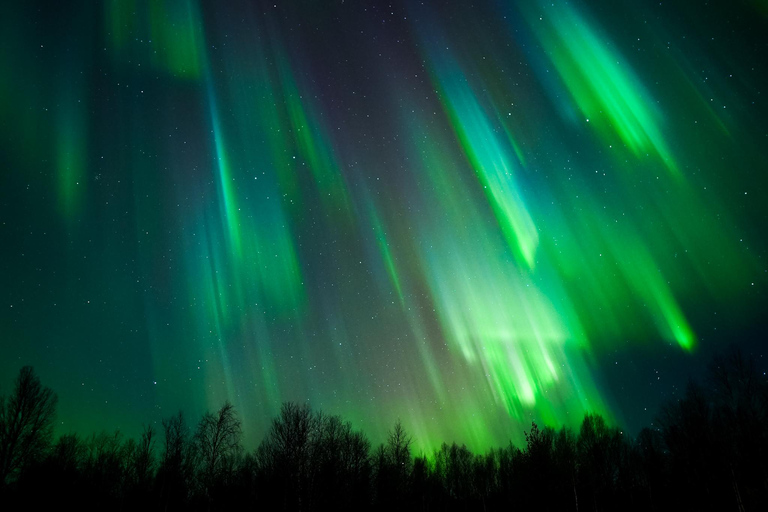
[131,424,156,486]
[388,419,412,474]
[195,401,242,492]
[259,402,316,474]
[159,410,194,508]
[0,366,58,486]
[162,411,188,470]
[256,402,318,509]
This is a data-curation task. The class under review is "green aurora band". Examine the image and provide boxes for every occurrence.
[0,0,765,453]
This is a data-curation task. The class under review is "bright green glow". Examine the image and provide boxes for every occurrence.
[524,1,679,175]
[404,28,609,439]
[3,0,764,455]
[400,112,608,430]
[539,180,698,353]
[427,52,539,268]
[611,233,696,351]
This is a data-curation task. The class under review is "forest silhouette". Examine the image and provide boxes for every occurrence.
[1,348,766,511]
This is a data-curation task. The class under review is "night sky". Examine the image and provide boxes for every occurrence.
[1,0,767,452]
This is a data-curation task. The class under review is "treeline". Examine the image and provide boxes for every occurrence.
[1,349,767,511]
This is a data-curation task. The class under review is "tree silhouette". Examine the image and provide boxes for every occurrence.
[577,413,622,511]
[1,351,767,511]
[435,442,475,503]
[255,401,317,510]
[388,419,412,478]
[124,424,156,506]
[159,410,194,510]
[0,366,57,487]
[635,426,666,510]
[82,430,127,507]
[374,419,413,508]
[194,401,242,503]
[552,427,579,511]
[521,422,556,509]
[708,347,767,510]
[132,424,156,488]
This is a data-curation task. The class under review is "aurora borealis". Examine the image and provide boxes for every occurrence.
[1,0,766,452]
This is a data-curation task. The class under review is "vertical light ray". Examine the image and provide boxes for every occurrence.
[609,232,696,351]
[56,93,87,224]
[207,90,243,260]
[105,0,204,79]
[8,0,764,453]
[521,0,679,175]
[402,110,608,424]
[425,49,539,268]
[103,0,136,55]
[535,166,700,353]
[148,0,204,79]
[367,200,404,304]
[275,53,352,217]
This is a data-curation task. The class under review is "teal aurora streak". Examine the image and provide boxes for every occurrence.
[0,0,766,452]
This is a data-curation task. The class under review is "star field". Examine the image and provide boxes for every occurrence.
[1,0,766,452]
